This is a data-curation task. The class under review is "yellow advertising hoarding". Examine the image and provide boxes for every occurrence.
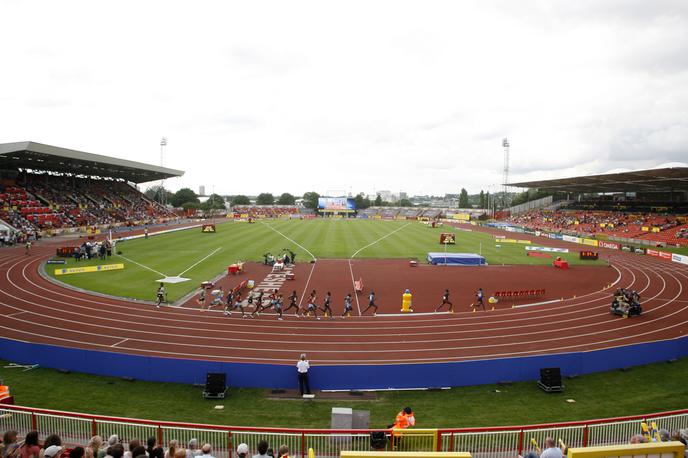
[54,263,124,276]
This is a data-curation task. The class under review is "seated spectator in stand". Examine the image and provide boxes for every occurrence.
[173,450,186,458]
[85,436,103,458]
[70,447,85,458]
[277,446,290,458]
[40,436,62,458]
[236,444,249,458]
[252,441,269,458]
[198,445,214,458]
[20,431,41,458]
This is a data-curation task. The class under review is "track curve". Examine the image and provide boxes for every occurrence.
[1,228,687,370]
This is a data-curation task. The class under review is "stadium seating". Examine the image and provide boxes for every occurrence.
[506,209,688,246]
[0,173,176,238]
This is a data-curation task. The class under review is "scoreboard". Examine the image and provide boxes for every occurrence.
[579,250,599,260]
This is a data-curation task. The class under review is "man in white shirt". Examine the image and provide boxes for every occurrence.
[296,353,311,396]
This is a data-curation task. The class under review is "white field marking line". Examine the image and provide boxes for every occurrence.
[5,259,683,351]
[177,247,222,277]
[116,253,167,277]
[347,259,361,315]
[5,311,27,318]
[350,222,412,258]
[260,221,316,261]
[297,261,318,308]
[111,338,128,348]
[515,264,624,309]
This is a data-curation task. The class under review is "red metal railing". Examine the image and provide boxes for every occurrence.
[0,404,686,458]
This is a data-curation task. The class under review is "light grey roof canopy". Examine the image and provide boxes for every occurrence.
[508,167,688,193]
[0,141,184,183]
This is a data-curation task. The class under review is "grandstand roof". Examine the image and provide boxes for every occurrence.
[508,167,688,193]
[0,141,184,183]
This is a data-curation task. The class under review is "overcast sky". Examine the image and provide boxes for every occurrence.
[1,0,687,197]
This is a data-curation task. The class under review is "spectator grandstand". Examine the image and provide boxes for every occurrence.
[506,167,688,247]
[231,206,302,218]
[0,142,184,240]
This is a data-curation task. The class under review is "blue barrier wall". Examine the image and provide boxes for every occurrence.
[1,337,686,389]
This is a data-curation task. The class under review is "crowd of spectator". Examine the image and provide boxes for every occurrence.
[231,207,300,218]
[0,433,295,458]
[0,173,176,240]
[506,209,688,246]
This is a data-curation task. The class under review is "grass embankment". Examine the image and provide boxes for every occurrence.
[46,219,605,302]
[2,357,686,428]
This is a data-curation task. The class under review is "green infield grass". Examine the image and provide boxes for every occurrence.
[46,219,606,302]
[1,357,686,428]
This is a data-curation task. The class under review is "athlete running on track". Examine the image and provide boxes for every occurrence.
[361,290,378,316]
[342,293,353,318]
[321,291,334,319]
[434,289,454,313]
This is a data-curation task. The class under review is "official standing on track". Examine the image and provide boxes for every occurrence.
[296,353,311,396]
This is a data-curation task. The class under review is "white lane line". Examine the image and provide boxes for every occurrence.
[111,338,128,348]
[350,222,411,258]
[298,261,318,308]
[177,247,222,277]
[5,311,26,318]
[116,254,167,277]
[347,259,362,316]
[260,221,316,261]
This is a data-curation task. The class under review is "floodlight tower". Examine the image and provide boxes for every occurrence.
[160,137,168,206]
[502,138,510,209]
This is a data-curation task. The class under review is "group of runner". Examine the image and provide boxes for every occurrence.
[196,287,379,320]
[162,283,487,315]
[434,287,486,313]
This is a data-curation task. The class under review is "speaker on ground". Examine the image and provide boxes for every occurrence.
[203,373,227,399]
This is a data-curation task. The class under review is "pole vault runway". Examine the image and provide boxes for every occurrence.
[0,231,687,370]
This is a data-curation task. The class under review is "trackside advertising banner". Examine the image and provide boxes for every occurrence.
[562,235,581,244]
[672,253,688,265]
[646,249,673,260]
[598,240,620,250]
[525,246,569,253]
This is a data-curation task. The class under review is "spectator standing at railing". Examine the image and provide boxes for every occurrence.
[69,447,85,458]
[540,437,565,458]
[236,444,249,458]
[20,431,41,458]
[85,436,103,458]
[1,431,20,458]
[185,440,200,458]
[164,440,179,458]
[252,441,270,458]
[39,436,62,458]
[123,439,141,458]
[277,446,290,458]
[198,444,214,458]
[146,438,163,458]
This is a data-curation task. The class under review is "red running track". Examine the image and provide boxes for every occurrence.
[0,225,687,366]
